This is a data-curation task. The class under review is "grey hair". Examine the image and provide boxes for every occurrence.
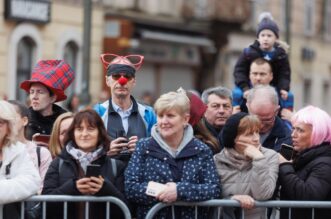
[246,85,279,105]
[201,86,233,104]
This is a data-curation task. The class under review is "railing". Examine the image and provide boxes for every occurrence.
[20,195,131,219]
[145,199,331,219]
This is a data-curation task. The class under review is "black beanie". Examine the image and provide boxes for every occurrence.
[221,112,248,148]
[256,14,279,38]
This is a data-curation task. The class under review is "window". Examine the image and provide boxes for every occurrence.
[324,0,331,40]
[303,78,312,105]
[323,81,330,110]
[16,37,36,102]
[63,41,78,97]
[304,0,315,36]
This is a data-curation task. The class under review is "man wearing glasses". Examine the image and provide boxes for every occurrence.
[246,85,292,151]
[94,54,156,163]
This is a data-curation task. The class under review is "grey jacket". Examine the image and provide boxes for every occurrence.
[214,147,279,219]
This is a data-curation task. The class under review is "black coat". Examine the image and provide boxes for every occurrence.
[42,148,128,219]
[279,143,331,219]
[234,40,291,92]
[26,104,67,140]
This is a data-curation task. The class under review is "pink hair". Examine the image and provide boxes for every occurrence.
[292,105,331,146]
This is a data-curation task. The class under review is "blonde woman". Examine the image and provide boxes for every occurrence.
[125,90,220,219]
[48,112,74,158]
[0,100,40,218]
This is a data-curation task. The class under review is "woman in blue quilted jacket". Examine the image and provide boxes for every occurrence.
[125,89,221,219]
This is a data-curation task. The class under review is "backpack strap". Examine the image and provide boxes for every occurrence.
[58,158,64,172]
[111,158,117,178]
[36,146,41,167]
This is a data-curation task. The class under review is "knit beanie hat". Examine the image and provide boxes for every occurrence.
[221,112,248,148]
[256,12,279,38]
[187,91,207,127]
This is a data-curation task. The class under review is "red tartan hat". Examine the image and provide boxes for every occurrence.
[20,60,75,102]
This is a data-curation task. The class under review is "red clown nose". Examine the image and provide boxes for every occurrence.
[118,76,128,86]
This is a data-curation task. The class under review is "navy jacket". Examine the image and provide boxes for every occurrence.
[125,137,221,219]
[234,40,291,92]
[262,116,292,152]
[42,148,128,219]
[279,143,331,219]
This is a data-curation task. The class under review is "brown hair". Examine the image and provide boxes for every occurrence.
[64,109,110,151]
[193,118,220,154]
[237,115,261,136]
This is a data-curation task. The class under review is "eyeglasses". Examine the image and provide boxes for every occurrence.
[100,54,144,70]
[111,74,134,81]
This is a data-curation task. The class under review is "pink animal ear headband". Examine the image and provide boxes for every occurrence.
[100,54,144,86]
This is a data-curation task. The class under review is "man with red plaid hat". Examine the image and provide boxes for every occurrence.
[94,54,156,164]
[20,60,75,140]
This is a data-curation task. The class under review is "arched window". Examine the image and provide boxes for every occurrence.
[16,37,36,102]
[63,41,78,96]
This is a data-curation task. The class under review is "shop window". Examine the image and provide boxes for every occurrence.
[16,36,36,103]
[323,81,330,110]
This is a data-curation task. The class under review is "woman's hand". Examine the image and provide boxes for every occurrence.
[231,195,255,209]
[107,138,128,156]
[87,176,104,195]
[244,145,264,160]
[76,178,92,195]
[127,136,138,153]
[157,182,177,203]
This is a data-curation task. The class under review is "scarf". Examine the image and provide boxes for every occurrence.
[66,142,104,173]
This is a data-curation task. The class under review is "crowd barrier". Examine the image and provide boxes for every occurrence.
[145,199,331,219]
[20,195,131,219]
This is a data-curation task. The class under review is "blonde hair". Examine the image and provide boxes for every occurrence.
[49,112,74,157]
[0,100,18,147]
[154,89,190,116]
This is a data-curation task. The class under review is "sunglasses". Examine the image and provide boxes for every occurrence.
[100,54,144,70]
[111,74,134,81]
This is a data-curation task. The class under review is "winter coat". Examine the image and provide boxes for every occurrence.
[234,40,291,92]
[94,96,157,138]
[262,116,292,152]
[26,104,67,140]
[0,141,41,219]
[42,147,128,219]
[214,147,279,219]
[279,142,331,219]
[125,137,221,219]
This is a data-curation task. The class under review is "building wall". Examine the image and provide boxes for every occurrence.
[0,0,104,105]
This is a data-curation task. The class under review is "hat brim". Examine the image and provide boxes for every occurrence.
[20,80,67,102]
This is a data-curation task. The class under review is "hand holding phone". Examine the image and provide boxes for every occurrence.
[86,164,102,177]
[146,181,166,197]
[280,144,295,160]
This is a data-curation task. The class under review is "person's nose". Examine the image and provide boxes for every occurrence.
[252,132,260,143]
[291,130,297,139]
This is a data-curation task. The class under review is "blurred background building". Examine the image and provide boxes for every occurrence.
[0,0,330,113]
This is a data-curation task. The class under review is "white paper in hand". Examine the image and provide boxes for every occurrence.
[145,181,166,197]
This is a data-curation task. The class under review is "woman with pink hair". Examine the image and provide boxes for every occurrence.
[279,105,331,219]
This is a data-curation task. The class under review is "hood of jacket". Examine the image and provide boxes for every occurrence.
[151,124,194,158]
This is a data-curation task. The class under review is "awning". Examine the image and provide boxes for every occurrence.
[140,29,214,48]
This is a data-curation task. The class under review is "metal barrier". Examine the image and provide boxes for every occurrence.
[20,195,131,219]
[145,199,331,219]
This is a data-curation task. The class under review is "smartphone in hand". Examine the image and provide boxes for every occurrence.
[280,143,295,160]
[116,130,130,154]
[86,164,102,177]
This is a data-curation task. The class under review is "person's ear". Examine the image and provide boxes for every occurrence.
[184,113,190,124]
[50,95,57,103]
[105,76,111,87]
[22,116,29,127]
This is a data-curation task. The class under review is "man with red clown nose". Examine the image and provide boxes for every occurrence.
[94,54,156,164]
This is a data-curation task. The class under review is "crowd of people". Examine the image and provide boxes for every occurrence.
[1,12,331,219]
